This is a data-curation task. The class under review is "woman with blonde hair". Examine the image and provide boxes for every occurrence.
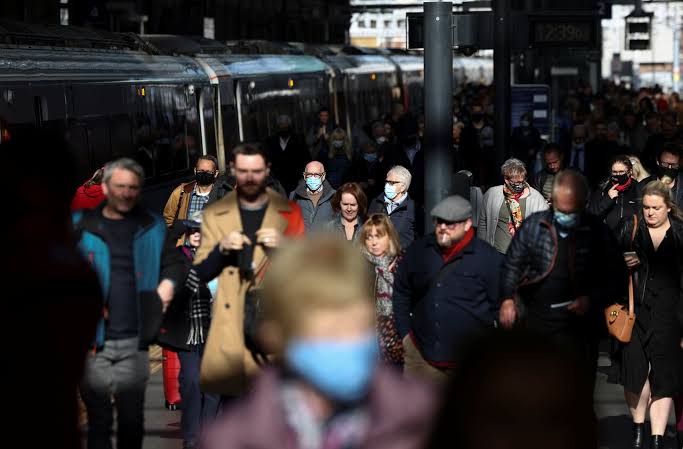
[318,127,353,189]
[628,155,651,182]
[360,214,403,365]
[202,235,436,449]
[614,180,683,449]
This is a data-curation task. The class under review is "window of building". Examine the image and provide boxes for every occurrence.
[358,20,366,28]
[370,20,377,29]
[384,20,391,29]
[398,19,406,29]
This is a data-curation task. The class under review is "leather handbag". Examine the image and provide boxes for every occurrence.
[604,215,638,343]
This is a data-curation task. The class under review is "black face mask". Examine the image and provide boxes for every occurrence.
[471,113,484,123]
[278,129,291,138]
[195,171,215,186]
[658,165,679,180]
[610,173,630,185]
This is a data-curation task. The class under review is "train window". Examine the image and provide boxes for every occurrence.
[73,85,128,117]
[85,117,112,169]
[66,120,91,184]
[110,115,134,159]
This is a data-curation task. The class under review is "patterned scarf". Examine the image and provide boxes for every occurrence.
[182,247,212,346]
[362,251,396,318]
[503,183,525,237]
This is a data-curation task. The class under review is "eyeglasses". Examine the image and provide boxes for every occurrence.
[611,170,629,176]
[433,218,460,229]
[385,180,401,185]
[658,161,680,170]
[196,170,215,175]
[303,172,325,179]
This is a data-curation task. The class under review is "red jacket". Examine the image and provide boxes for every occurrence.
[71,184,105,211]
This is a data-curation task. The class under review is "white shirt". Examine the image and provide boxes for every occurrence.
[279,137,290,151]
[385,193,407,214]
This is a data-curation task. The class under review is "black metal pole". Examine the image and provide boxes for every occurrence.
[423,1,453,233]
[493,0,510,176]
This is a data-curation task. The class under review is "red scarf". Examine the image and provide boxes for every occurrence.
[614,177,633,192]
[440,227,475,262]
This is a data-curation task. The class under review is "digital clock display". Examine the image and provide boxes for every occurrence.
[529,18,597,47]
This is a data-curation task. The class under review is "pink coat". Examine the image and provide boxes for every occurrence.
[201,366,437,449]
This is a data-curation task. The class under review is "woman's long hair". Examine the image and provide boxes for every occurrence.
[627,155,650,182]
[359,214,402,258]
[641,180,683,221]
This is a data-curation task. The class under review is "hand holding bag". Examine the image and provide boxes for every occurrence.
[604,215,637,343]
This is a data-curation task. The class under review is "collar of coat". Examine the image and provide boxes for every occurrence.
[77,202,156,239]
[207,188,294,274]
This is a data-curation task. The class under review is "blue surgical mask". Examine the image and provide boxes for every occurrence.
[305,176,323,191]
[554,210,579,229]
[385,183,399,200]
[285,335,378,403]
[364,153,378,162]
[332,140,345,149]
[520,120,530,128]
[376,136,387,145]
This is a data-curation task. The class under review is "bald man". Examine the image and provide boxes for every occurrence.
[499,170,626,383]
[289,161,336,232]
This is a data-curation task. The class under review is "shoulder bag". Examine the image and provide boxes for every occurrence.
[604,215,637,343]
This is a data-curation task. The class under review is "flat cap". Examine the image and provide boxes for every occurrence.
[431,195,472,222]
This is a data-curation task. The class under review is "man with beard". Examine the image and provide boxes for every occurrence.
[637,144,683,209]
[163,155,220,245]
[393,195,502,382]
[533,143,565,204]
[193,143,305,398]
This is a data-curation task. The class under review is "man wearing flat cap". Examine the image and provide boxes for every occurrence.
[393,195,503,381]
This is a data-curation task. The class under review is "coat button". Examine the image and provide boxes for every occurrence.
[436,283,441,288]
[224,303,230,309]
[228,269,235,275]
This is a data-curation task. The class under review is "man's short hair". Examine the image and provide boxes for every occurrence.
[103,158,145,185]
[552,169,590,207]
[387,165,412,190]
[197,155,218,170]
[658,143,682,160]
[319,106,330,114]
[543,143,563,156]
[231,143,269,165]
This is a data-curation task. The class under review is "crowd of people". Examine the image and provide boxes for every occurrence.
[15,80,683,449]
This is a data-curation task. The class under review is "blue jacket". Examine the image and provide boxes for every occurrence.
[367,193,416,251]
[393,233,502,364]
[73,204,185,349]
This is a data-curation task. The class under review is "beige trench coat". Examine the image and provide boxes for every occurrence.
[195,188,304,395]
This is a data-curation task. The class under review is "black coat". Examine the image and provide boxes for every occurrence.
[368,193,416,251]
[500,210,627,309]
[393,234,503,364]
[158,247,213,352]
[264,133,311,195]
[588,179,640,232]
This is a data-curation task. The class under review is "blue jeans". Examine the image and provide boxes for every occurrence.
[178,344,220,447]
[80,337,149,449]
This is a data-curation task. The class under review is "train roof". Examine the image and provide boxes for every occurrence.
[388,54,423,72]
[141,34,229,55]
[0,20,150,51]
[0,47,209,83]
[197,54,329,78]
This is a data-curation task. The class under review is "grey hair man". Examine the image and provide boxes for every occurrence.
[74,157,186,449]
[368,165,416,250]
[478,158,548,254]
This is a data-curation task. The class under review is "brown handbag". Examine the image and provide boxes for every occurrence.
[604,215,638,343]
